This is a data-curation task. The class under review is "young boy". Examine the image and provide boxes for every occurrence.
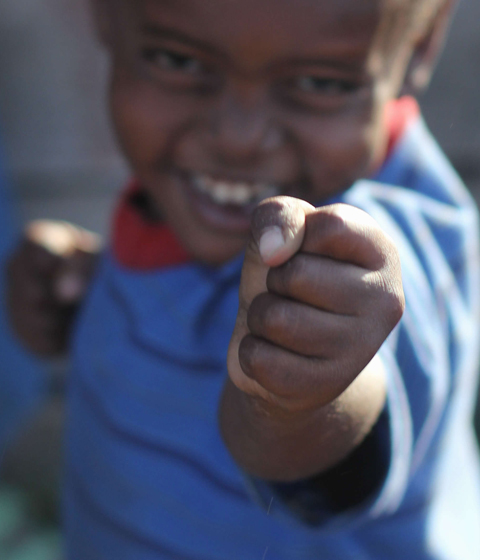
[8,0,480,558]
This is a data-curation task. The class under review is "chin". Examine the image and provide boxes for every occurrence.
[192,245,245,266]
[183,235,247,266]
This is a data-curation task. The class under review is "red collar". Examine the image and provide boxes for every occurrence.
[113,96,419,271]
[384,95,419,159]
[113,184,190,270]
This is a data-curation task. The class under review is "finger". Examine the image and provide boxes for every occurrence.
[53,249,99,304]
[24,220,101,304]
[239,196,315,309]
[301,204,394,271]
[267,253,375,315]
[252,196,314,267]
[247,292,353,357]
[238,335,364,409]
[26,220,101,258]
[227,196,314,396]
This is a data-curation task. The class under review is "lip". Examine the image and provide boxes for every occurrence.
[176,170,291,233]
[178,172,257,233]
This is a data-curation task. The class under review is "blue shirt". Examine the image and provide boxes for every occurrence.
[64,116,480,559]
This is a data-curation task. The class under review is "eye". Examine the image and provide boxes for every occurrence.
[295,76,359,95]
[142,48,204,74]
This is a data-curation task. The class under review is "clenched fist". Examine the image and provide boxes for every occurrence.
[8,220,100,356]
[222,196,404,480]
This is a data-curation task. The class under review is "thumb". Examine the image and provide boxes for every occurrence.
[240,196,314,306]
[227,196,314,397]
[252,196,314,267]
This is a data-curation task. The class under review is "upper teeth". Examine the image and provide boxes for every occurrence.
[193,174,279,206]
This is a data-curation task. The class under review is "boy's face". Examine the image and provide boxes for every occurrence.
[101,0,420,264]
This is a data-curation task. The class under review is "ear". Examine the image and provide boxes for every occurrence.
[89,0,113,47]
[402,0,457,94]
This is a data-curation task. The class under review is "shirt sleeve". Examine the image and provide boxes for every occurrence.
[245,172,480,528]
[344,177,480,518]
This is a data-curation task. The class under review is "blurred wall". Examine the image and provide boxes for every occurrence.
[0,0,126,236]
[421,0,480,199]
[0,0,479,234]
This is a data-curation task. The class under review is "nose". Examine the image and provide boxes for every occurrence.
[208,85,283,165]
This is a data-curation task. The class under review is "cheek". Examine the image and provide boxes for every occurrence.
[110,72,189,170]
[301,107,386,199]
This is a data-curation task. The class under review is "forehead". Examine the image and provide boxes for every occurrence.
[120,0,390,65]
[140,0,384,30]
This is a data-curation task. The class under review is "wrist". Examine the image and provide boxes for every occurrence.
[220,355,387,482]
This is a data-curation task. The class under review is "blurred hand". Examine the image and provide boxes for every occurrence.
[8,220,101,356]
[227,196,404,413]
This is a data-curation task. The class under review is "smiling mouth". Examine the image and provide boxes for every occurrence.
[190,173,282,207]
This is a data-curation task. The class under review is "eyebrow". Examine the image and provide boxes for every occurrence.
[141,24,221,56]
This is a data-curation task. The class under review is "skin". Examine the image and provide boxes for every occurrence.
[88,0,446,483]
[98,0,407,265]
[8,0,453,491]
[8,221,100,355]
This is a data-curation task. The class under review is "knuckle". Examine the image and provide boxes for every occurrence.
[305,205,354,255]
[379,282,405,328]
[389,289,406,323]
[268,254,308,296]
[378,234,401,270]
[261,297,290,336]
[318,205,349,237]
[285,255,307,288]
[267,260,291,295]
[238,335,260,378]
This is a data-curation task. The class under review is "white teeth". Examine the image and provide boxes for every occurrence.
[213,182,231,204]
[193,174,279,206]
[230,184,251,204]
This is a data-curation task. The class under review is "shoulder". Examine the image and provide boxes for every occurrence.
[339,117,480,516]
[375,116,474,209]
[344,117,479,301]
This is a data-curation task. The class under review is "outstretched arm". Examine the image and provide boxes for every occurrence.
[220,197,404,482]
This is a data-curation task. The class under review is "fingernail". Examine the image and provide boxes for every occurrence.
[56,275,84,302]
[259,226,285,263]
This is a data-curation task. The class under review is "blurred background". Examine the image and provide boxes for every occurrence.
[0,0,479,558]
